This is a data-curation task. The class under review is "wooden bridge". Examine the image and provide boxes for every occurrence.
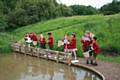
[11,44,72,65]
[11,43,105,80]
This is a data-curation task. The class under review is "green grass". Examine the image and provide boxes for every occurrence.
[0,33,17,53]
[0,14,120,63]
[98,55,120,63]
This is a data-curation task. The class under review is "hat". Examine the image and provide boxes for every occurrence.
[48,32,52,35]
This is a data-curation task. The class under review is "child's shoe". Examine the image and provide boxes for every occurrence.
[93,62,98,66]
[86,60,89,64]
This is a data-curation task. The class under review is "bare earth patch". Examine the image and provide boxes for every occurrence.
[79,59,120,80]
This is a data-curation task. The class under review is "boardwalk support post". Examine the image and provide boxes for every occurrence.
[56,51,59,63]
[68,53,72,66]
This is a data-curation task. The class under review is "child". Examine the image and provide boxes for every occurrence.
[71,33,77,60]
[40,34,46,49]
[29,32,33,40]
[32,32,38,47]
[91,37,101,66]
[62,34,70,58]
[67,36,72,53]
[63,34,69,53]
[48,32,54,50]
[81,32,93,64]
[90,32,95,38]
[24,32,32,47]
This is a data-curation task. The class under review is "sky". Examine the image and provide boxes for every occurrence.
[56,0,113,8]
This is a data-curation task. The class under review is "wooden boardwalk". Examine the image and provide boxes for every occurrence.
[11,44,105,80]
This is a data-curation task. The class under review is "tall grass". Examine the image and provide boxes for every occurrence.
[0,33,17,53]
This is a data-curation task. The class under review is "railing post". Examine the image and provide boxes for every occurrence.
[56,51,59,63]
[37,48,40,58]
[24,46,28,55]
[32,47,36,56]
[20,46,26,54]
[68,53,72,66]
[38,48,42,57]
[14,45,20,52]
[25,46,32,55]
[45,49,49,60]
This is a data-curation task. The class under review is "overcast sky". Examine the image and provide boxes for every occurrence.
[56,0,113,8]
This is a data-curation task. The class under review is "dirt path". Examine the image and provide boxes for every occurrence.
[79,59,120,80]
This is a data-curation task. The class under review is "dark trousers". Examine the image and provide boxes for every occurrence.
[84,46,91,52]
[93,53,97,63]
[90,50,98,64]
[40,44,46,49]
[49,46,53,50]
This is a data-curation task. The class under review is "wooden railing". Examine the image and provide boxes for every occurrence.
[11,44,105,80]
[11,44,72,65]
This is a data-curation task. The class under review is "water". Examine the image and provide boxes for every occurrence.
[0,53,101,80]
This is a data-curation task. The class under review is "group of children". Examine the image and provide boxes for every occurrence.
[81,31,101,66]
[24,31,100,66]
[24,32,54,49]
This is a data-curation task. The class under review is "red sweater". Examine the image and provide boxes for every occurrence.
[48,36,54,46]
[32,34,38,41]
[71,37,76,49]
[67,43,71,49]
[81,38,92,51]
[29,34,33,40]
[40,37,46,46]
[93,41,101,54]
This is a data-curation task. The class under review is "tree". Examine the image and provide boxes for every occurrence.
[0,15,8,32]
[0,0,96,31]
[70,5,98,15]
[100,0,120,15]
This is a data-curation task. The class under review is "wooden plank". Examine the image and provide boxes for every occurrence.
[55,51,59,63]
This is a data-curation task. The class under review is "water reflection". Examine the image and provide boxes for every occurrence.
[0,53,101,80]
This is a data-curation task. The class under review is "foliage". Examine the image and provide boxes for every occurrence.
[0,0,72,31]
[0,33,16,53]
[0,15,8,32]
[98,55,120,63]
[100,0,120,15]
[70,5,98,15]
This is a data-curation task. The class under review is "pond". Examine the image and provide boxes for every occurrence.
[0,53,101,80]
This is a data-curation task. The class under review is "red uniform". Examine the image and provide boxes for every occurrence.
[81,38,92,52]
[40,37,46,46]
[48,36,54,47]
[32,34,38,41]
[29,34,33,40]
[62,39,67,50]
[71,37,76,49]
[67,43,71,49]
[93,41,101,54]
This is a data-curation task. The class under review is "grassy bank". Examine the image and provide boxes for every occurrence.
[0,33,17,53]
[0,14,120,63]
[98,55,120,63]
